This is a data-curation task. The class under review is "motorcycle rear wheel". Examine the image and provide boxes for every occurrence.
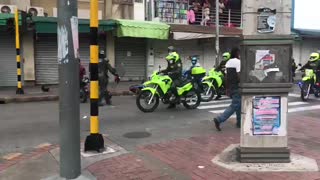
[80,89,88,103]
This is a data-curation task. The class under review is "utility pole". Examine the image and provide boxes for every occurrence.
[84,0,105,153]
[15,8,24,94]
[215,0,220,66]
[57,0,81,178]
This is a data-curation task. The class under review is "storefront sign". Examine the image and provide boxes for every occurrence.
[252,96,281,135]
[257,8,277,33]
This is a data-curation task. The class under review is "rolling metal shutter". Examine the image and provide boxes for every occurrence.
[35,35,58,84]
[115,38,146,81]
[0,33,19,87]
[35,34,105,84]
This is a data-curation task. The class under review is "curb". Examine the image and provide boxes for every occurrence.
[0,91,134,104]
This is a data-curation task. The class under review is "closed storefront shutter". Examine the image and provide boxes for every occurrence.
[35,35,58,84]
[115,38,146,81]
[0,33,19,87]
[35,34,105,84]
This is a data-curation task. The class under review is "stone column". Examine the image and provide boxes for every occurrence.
[238,0,293,163]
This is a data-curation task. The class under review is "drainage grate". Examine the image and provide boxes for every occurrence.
[123,131,152,139]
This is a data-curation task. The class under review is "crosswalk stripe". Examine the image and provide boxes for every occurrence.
[200,99,231,105]
[289,93,300,97]
[288,105,320,113]
[209,105,320,115]
[199,101,308,110]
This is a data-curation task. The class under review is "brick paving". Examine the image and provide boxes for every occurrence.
[87,154,172,180]
[1,114,320,179]
[86,114,320,180]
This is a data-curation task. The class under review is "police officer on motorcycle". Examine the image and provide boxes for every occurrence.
[98,50,120,106]
[300,52,320,83]
[216,52,231,72]
[159,46,183,109]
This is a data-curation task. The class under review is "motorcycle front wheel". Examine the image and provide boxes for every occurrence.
[301,83,311,101]
[136,90,159,113]
[200,83,215,102]
[183,91,201,109]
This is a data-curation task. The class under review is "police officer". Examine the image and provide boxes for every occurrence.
[160,46,183,109]
[98,50,120,106]
[216,52,231,72]
[300,52,320,83]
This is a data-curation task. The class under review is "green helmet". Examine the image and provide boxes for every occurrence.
[309,52,320,62]
[222,52,231,61]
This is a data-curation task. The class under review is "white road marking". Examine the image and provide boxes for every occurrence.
[200,101,308,110]
[288,105,320,113]
[289,93,301,97]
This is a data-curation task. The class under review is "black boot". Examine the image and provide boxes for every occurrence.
[167,103,176,109]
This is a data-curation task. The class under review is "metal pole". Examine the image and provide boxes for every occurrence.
[15,8,24,94]
[57,0,80,178]
[84,0,105,153]
[215,0,220,66]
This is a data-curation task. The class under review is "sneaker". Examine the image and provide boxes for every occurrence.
[213,118,221,131]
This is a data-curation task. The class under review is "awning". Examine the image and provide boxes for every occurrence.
[115,19,170,40]
[0,13,22,26]
[32,17,116,33]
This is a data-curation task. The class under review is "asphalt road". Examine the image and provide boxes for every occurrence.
[0,87,319,156]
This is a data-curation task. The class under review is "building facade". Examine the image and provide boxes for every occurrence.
[0,0,242,86]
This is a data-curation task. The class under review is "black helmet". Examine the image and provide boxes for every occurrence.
[99,50,105,59]
[168,46,175,53]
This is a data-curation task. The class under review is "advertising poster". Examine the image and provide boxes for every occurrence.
[252,96,281,135]
[249,50,279,82]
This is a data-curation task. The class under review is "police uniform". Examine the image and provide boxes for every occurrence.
[160,51,182,107]
[98,58,118,105]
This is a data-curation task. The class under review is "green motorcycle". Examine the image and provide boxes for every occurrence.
[201,68,225,102]
[136,72,201,113]
[299,69,320,101]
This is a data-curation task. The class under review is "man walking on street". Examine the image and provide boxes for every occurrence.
[98,50,120,106]
[213,47,241,131]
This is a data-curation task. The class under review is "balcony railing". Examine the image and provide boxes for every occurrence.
[153,0,242,28]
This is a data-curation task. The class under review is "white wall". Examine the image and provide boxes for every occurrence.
[148,38,241,77]
[134,0,145,21]
[292,38,320,65]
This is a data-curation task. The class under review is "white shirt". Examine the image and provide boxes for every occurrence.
[225,58,241,73]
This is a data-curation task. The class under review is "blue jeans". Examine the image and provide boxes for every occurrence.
[216,91,241,125]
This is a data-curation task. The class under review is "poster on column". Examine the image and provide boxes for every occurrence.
[252,96,281,135]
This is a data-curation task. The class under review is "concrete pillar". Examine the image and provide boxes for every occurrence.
[22,32,35,82]
[104,0,113,19]
[238,0,293,163]
[106,31,115,67]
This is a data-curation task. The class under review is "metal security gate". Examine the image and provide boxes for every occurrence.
[35,34,105,84]
[115,38,146,81]
[35,35,58,84]
[79,35,106,73]
[0,33,19,87]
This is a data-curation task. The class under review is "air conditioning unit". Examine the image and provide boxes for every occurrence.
[0,4,16,14]
[27,6,44,17]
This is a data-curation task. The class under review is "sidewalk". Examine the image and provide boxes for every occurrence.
[0,81,140,104]
[0,114,319,180]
